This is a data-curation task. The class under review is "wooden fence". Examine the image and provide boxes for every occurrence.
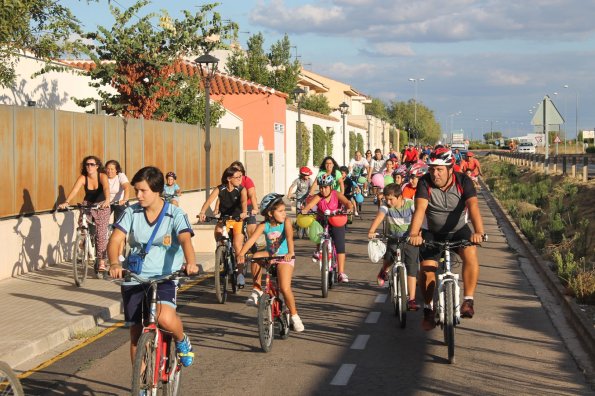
[0,105,239,218]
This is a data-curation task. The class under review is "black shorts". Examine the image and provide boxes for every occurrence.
[419,224,473,262]
[384,241,419,276]
[122,281,177,325]
[246,204,256,225]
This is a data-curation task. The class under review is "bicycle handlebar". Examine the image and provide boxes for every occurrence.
[198,214,244,222]
[115,269,191,284]
[369,233,409,244]
[58,203,102,212]
[422,239,479,249]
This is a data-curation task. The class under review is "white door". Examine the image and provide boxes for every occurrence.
[274,123,285,193]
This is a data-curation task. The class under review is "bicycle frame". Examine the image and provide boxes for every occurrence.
[389,238,408,298]
[435,245,461,326]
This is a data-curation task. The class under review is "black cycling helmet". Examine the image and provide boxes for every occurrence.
[260,193,284,216]
[166,171,177,180]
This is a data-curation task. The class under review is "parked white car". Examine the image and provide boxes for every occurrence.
[517,142,536,154]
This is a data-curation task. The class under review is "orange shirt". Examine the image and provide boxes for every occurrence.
[401,183,417,200]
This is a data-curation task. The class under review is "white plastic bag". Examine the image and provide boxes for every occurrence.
[368,239,386,263]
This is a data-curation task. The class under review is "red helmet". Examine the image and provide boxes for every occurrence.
[466,151,474,157]
[409,162,428,177]
[429,148,454,166]
[299,166,312,176]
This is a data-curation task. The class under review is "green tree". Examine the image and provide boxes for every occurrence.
[268,34,301,96]
[0,0,85,87]
[483,131,503,142]
[296,122,311,167]
[387,99,440,145]
[356,133,364,154]
[365,98,388,119]
[313,124,326,165]
[326,127,335,156]
[300,94,331,115]
[349,131,357,158]
[74,0,236,122]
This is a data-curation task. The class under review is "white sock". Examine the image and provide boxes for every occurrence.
[463,296,474,300]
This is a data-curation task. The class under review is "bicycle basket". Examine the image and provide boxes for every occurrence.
[368,239,386,263]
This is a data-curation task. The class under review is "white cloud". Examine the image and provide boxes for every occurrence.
[325,62,378,80]
[362,42,415,57]
[487,70,530,86]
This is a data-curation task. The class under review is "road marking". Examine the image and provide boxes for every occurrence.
[330,364,356,386]
[17,274,211,379]
[375,294,387,303]
[365,311,381,323]
[350,334,370,350]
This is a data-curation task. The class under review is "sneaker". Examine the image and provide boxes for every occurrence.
[407,299,420,311]
[311,250,321,263]
[246,289,263,307]
[97,260,106,271]
[237,273,245,288]
[291,314,305,332]
[354,210,359,217]
[422,308,436,331]
[376,270,387,287]
[461,299,475,318]
[338,273,349,283]
[176,334,194,367]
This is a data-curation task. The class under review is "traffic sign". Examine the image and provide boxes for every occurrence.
[554,136,561,143]
[531,95,564,126]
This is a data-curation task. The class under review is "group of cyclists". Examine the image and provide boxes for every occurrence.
[57,142,486,372]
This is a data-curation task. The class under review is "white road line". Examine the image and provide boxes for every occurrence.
[365,311,381,323]
[375,294,387,303]
[330,364,356,386]
[350,334,370,350]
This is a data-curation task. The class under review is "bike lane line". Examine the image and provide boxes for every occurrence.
[350,335,370,350]
[330,364,357,386]
[365,311,381,323]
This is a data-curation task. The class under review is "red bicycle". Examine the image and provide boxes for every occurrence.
[121,270,191,395]
[251,256,295,352]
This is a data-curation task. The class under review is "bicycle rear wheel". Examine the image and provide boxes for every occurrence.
[321,244,329,298]
[444,281,456,364]
[163,337,181,396]
[131,331,157,395]
[396,266,407,328]
[72,233,88,287]
[0,361,24,396]
[257,293,274,352]
[214,246,228,304]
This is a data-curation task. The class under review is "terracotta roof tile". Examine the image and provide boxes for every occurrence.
[59,59,288,99]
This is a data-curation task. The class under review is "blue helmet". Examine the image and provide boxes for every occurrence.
[260,193,284,216]
[317,173,335,187]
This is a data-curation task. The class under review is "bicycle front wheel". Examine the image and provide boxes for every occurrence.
[163,337,181,396]
[214,246,228,304]
[444,281,456,364]
[396,266,407,328]
[0,361,24,396]
[131,331,157,395]
[73,233,88,287]
[321,244,329,298]
[257,293,274,352]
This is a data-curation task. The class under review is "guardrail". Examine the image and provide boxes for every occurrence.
[494,152,594,181]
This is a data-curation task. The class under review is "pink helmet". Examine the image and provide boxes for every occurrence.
[409,162,428,177]
[394,165,408,177]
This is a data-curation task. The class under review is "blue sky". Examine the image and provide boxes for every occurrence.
[64,0,595,141]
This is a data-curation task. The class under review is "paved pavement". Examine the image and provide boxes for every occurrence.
[0,252,215,370]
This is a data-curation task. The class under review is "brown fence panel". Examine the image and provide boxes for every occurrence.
[0,106,15,216]
[0,105,239,218]
[36,109,56,210]
[14,108,36,214]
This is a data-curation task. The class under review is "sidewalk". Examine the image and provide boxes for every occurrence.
[0,252,214,370]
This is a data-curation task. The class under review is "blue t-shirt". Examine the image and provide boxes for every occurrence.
[115,202,194,279]
[164,183,180,196]
[264,221,288,255]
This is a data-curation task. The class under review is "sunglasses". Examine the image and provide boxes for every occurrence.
[85,163,98,167]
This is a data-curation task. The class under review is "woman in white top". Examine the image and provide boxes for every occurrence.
[106,160,130,221]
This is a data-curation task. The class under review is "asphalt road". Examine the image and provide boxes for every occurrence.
[19,195,594,395]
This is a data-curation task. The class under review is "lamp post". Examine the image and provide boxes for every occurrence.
[408,77,424,145]
[339,102,349,165]
[292,87,306,167]
[381,118,386,153]
[564,84,580,153]
[195,53,220,199]
[366,114,372,152]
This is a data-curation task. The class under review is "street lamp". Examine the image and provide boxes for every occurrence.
[564,84,580,153]
[292,87,306,166]
[339,102,349,165]
[408,77,424,145]
[195,53,219,199]
[366,114,372,152]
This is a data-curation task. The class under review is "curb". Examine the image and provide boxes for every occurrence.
[479,180,595,378]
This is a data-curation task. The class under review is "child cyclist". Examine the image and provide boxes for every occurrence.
[236,193,305,332]
[198,166,248,286]
[287,166,313,214]
[302,174,353,283]
[108,166,198,367]
[163,171,182,206]
[367,183,420,311]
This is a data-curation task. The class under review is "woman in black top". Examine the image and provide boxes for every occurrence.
[59,155,111,270]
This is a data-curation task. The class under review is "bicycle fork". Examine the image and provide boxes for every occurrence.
[436,275,461,325]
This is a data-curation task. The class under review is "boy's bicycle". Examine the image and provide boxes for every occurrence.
[249,256,294,352]
[311,210,347,298]
[374,233,409,328]
[290,197,308,239]
[115,270,191,395]
[203,215,247,304]
[0,361,24,396]
[61,203,104,286]
[423,239,479,364]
